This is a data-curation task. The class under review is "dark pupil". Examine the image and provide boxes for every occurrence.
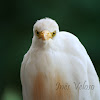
[53,33,55,34]
[37,32,39,34]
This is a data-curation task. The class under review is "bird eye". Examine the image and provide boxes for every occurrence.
[36,31,39,35]
[52,31,56,37]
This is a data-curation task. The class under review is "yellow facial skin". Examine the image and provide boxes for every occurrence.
[36,30,56,40]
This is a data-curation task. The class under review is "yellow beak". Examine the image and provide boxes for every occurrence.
[38,30,52,40]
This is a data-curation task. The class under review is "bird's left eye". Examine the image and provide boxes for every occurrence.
[52,31,56,37]
[53,32,55,35]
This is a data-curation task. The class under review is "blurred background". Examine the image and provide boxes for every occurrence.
[0,0,100,100]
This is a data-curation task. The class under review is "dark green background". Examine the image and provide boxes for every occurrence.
[0,0,100,100]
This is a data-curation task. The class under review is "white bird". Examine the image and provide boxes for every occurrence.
[21,18,100,100]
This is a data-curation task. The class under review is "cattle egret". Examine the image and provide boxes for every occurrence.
[21,18,100,100]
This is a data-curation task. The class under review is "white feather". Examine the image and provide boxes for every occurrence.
[21,18,100,100]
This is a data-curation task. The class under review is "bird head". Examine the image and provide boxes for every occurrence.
[33,18,59,41]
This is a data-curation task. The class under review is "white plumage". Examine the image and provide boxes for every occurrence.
[21,18,100,100]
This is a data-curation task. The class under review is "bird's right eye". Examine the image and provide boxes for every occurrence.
[36,31,39,35]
